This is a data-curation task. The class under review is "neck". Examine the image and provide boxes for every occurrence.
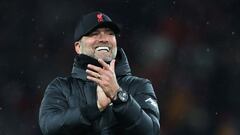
[73,54,103,70]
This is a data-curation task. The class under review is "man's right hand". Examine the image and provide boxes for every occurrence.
[97,85,111,111]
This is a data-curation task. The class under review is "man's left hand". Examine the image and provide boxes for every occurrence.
[86,59,119,100]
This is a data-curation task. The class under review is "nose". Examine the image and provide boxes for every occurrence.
[97,32,109,43]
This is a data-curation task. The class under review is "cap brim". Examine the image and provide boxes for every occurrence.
[84,21,120,37]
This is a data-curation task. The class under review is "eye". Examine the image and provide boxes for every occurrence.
[106,30,115,35]
[88,31,99,36]
[108,31,115,35]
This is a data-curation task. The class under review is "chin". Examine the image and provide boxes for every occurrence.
[101,56,113,62]
[95,55,112,62]
[103,57,112,62]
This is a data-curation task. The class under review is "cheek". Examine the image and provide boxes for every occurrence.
[85,40,94,46]
[83,40,96,49]
[110,37,117,47]
[82,36,95,44]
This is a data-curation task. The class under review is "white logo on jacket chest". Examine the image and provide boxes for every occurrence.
[145,98,158,108]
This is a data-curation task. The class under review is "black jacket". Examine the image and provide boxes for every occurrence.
[39,48,160,135]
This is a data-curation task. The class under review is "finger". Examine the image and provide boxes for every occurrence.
[110,59,115,72]
[87,75,101,84]
[87,68,110,82]
[86,69,101,78]
[98,59,110,70]
[87,64,103,73]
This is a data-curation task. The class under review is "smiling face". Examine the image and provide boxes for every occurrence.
[74,27,117,62]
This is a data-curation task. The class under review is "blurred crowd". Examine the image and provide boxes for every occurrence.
[0,0,240,135]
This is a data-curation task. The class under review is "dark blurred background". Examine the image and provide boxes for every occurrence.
[0,0,240,135]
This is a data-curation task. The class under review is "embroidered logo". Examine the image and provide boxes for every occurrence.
[97,13,103,22]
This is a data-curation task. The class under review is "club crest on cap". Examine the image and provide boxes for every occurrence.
[97,13,103,22]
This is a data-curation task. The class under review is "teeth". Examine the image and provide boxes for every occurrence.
[96,46,110,52]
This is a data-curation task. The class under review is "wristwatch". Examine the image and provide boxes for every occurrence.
[112,88,129,104]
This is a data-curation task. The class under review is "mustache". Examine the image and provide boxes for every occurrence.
[94,43,111,48]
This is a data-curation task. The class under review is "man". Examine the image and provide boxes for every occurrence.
[39,11,160,135]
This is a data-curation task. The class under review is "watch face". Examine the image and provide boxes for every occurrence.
[118,91,128,102]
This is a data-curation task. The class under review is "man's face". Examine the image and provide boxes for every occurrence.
[75,27,117,62]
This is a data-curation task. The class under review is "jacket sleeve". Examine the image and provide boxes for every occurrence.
[112,79,160,135]
[39,78,101,135]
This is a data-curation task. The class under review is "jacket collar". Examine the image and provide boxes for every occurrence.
[71,48,131,80]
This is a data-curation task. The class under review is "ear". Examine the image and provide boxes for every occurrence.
[74,42,81,54]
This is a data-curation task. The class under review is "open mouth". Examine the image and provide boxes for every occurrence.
[95,46,110,52]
